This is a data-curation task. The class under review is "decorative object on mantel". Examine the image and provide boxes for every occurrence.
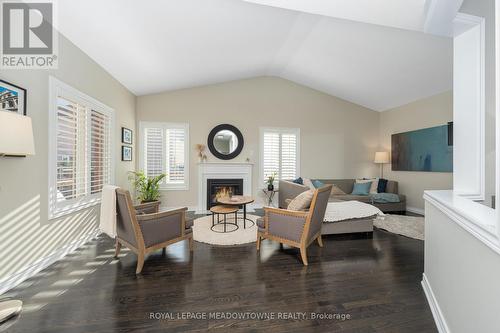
[193,214,258,245]
[0,111,35,157]
[128,171,165,204]
[266,171,277,191]
[195,143,207,163]
[391,123,453,172]
[0,79,27,115]
[0,111,36,323]
[207,124,244,160]
[374,151,390,178]
[121,127,133,144]
[121,146,132,161]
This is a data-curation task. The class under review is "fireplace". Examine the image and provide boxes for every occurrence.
[207,178,243,209]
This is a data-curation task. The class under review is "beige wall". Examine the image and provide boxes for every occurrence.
[136,77,381,208]
[379,91,453,212]
[0,35,136,284]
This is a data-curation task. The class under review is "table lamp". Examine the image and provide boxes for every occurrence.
[374,151,390,178]
[0,111,35,324]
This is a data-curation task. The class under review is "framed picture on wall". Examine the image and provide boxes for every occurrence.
[122,127,133,144]
[0,79,27,115]
[122,146,132,161]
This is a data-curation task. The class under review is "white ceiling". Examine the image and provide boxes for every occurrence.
[57,0,453,111]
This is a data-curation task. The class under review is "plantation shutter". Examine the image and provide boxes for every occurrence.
[49,78,115,219]
[281,133,297,180]
[90,110,112,194]
[54,98,113,203]
[141,123,189,189]
[166,127,186,184]
[263,132,280,182]
[56,97,87,202]
[144,127,164,179]
[262,129,299,182]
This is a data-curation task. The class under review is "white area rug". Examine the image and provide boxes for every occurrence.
[375,214,424,240]
[193,214,258,246]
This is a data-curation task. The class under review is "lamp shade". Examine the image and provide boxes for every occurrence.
[0,111,36,156]
[374,151,390,164]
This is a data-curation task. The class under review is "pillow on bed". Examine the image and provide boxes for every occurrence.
[288,190,314,211]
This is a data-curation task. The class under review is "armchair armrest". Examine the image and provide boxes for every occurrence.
[263,206,308,242]
[134,201,160,215]
[136,207,187,222]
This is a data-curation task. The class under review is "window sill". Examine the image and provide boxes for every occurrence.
[49,197,101,220]
[160,185,189,191]
[424,190,500,255]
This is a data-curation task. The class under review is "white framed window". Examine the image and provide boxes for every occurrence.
[139,122,189,190]
[260,127,300,186]
[48,77,115,219]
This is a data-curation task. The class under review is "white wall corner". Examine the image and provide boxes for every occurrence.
[453,13,485,201]
[424,0,464,37]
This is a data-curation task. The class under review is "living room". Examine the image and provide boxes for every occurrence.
[0,0,499,332]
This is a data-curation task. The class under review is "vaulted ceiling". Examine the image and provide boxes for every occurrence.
[58,0,455,111]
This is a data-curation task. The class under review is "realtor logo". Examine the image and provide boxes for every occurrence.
[1,0,58,69]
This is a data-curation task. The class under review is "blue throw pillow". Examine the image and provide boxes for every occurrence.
[292,177,303,185]
[377,178,388,193]
[312,179,324,188]
[351,182,372,195]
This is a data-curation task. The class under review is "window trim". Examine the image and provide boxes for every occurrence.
[48,76,115,220]
[259,127,301,188]
[139,121,190,191]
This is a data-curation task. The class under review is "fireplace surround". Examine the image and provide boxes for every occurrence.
[197,162,252,212]
[206,178,243,210]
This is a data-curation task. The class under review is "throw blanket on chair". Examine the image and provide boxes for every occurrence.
[324,200,384,223]
[99,185,119,238]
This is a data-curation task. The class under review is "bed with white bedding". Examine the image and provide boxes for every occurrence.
[321,201,384,235]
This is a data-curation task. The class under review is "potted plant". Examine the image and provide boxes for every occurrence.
[128,171,166,203]
[266,172,277,191]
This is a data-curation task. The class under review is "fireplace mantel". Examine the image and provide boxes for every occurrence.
[197,162,253,212]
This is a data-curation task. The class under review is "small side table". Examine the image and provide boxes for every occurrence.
[262,189,278,206]
[210,205,239,233]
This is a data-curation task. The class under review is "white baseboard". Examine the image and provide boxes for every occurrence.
[421,273,450,333]
[0,229,101,295]
[407,206,425,216]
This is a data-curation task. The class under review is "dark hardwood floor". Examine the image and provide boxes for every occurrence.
[2,222,436,333]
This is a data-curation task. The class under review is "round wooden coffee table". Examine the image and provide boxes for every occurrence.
[217,195,255,228]
[210,205,239,233]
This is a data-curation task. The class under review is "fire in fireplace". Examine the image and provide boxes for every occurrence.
[207,178,243,209]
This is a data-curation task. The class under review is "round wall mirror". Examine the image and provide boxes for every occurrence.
[207,124,244,160]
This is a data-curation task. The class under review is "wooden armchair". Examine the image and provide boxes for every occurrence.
[256,185,332,265]
[114,189,193,274]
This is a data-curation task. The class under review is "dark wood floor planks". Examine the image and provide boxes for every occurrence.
[2,225,436,333]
